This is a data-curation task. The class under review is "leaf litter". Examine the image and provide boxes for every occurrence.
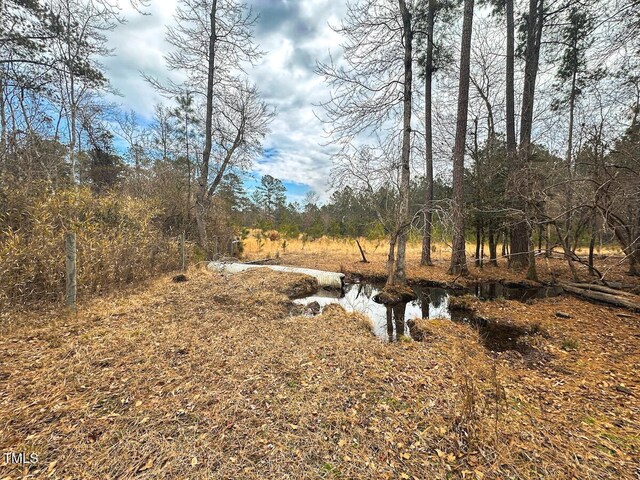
[0,267,638,479]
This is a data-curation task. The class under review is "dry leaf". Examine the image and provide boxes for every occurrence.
[139,458,153,471]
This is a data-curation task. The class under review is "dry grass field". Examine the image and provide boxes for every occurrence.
[1,231,639,478]
[242,234,635,288]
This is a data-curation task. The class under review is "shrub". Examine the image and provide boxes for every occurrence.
[0,184,189,307]
[264,230,280,241]
[561,337,579,351]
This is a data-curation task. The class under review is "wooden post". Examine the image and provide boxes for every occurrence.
[65,232,76,309]
[180,231,186,272]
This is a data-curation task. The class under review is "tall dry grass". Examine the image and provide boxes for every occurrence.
[243,229,452,261]
[0,184,188,308]
[242,229,623,262]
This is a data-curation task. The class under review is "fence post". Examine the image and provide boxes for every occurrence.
[180,231,186,272]
[65,232,76,310]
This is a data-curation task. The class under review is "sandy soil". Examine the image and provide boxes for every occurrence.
[1,267,638,479]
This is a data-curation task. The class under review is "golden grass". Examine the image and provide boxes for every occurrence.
[1,268,638,479]
[244,235,441,259]
[243,233,636,288]
[243,233,624,262]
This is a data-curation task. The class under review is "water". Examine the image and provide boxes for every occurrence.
[296,282,561,349]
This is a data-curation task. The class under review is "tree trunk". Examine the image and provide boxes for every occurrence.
[0,74,6,180]
[629,250,640,276]
[504,0,519,269]
[186,108,192,228]
[473,116,481,268]
[545,223,551,257]
[448,0,474,276]
[563,67,577,260]
[475,218,482,267]
[505,0,516,158]
[488,221,497,266]
[519,0,543,157]
[421,0,435,266]
[502,229,508,257]
[480,225,485,268]
[526,233,538,281]
[393,0,413,286]
[510,0,543,271]
[588,212,597,276]
[195,0,218,254]
[386,232,399,286]
[561,283,640,311]
[537,224,542,253]
[356,239,369,263]
[69,75,77,184]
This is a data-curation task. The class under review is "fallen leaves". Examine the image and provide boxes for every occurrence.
[435,449,456,464]
[0,269,638,479]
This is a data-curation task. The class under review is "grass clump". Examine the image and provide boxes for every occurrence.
[561,337,580,351]
[448,294,477,311]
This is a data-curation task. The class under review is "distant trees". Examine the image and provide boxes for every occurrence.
[255,174,286,219]
[171,93,199,209]
[0,0,146,183]
[594,122,640,275]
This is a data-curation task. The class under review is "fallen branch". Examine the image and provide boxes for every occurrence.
[567,283,637,298]
[243,258,274,265]
[355,239,369,263]
[561,284,640,311]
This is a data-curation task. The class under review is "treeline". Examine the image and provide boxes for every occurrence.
[2,0,640,307]
[317,0,640,283]
[223,173,453,241]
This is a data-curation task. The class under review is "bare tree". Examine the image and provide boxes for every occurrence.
[506,0,545,281]
[393,0,414,286]
[415,0,456,266]
[50,0,116,183]
[146,0,273,253]
[318,0,417,287]
[196,81,273,249]
[419,0,436,266]
[469,17,506,268]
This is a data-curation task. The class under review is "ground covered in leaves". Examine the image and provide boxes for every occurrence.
[1,268,639,479]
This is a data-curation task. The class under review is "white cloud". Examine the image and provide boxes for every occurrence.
[100,0,347,200]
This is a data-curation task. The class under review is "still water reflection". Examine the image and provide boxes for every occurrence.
[296,282,561,344]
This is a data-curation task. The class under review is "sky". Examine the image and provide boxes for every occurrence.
[102,0,349,204]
